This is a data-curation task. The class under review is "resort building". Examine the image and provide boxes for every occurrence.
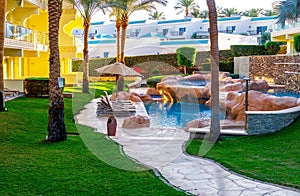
[88,15,277,58]
[3,0,83,91]
[271,0,300,53]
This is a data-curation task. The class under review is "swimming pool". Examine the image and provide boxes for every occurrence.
[267,90,300,98]
[145,102,224,128]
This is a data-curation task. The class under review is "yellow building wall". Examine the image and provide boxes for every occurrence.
[4,0,83,85]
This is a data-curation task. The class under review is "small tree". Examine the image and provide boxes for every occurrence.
[176,47,196,75]
[294,34,300,52]
[265,41,280,55]
[260,32,270,45]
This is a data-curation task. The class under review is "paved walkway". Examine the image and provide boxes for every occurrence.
[76,98,300,196]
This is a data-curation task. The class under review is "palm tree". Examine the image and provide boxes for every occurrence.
[206,0,220,143]
[220,8,238,17]
[47,0,67,142]
[174,0,199,17]
[0,0,6,92]
[240,8,263,17]
[67,0,107,93]
[109,8,122,61]
[113,0,167,64]
[148,10,166,20]
[276,0,300,27]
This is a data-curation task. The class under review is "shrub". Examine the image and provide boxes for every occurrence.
[151,68,160,76]
[294,34,300,52]
[231,45,267,56]
[176,47,196,74]
[219,61,234,73]
[260,32,271,45]
[265,41,280,55]
[146,76,165,88]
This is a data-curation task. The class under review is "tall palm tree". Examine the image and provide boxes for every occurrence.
[0,0,6,92]
[276,0,300,27]
[174,0,199,17]
[148,10,166,20]
[67,0,107,93]
[114,0,167,63]
[47,0,67,142]
[206,0,220,143]
[109,8,122,62]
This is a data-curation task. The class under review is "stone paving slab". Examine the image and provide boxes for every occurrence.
[75,98,300,196]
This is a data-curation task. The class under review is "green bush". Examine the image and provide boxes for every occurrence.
[219,61,234,73]
[151,68,160,76]
[72,50,233,78]
[176,47,196,74]
[265,41,280,55]
[294,34,300,52]
[231,45,267,57]
[146,76,165,88]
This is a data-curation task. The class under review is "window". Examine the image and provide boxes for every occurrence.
[226,26,236,34]
[179,27,186,35]
[163,29,168,36]
[103,52,109,58]
[257,26,267,34]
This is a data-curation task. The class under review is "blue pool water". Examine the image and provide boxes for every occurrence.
[145,102,224,128]
[267,90,300,98]
[178,80,207,86]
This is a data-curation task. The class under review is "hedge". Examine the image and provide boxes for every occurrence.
[72,50,232,77]
[231,45,267,56]
[294,34,300,52]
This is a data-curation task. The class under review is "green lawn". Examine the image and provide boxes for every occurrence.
[0,83,186,196]
[186,117,300,190]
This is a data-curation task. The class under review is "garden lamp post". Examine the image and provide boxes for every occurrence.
[244,78,250,131]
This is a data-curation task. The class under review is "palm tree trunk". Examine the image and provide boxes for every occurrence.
[47,0,66,142]
[0,0,6,91]
[82,18,90,93]
[116,18,121,62]
[207,0,220,143]
[120,14,128,64]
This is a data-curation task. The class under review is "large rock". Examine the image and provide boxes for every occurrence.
[223,82,243,92]
[225,90,299,121]
[248,80,269,91]
[146,88,160,96]
[122,115,150,128]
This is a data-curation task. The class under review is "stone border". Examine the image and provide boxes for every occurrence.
[246,106,300,135]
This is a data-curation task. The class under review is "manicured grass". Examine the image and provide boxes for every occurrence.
[0,83,186,195]
[186,118,300,190]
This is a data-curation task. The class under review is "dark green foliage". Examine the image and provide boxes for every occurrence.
[72,50,233,78]
[176,47,197,68]
[294,34,300,52]
[151,68,160,76]
[231,45,267,56]
[265,41,280,55]
[260,32,271,45]
[186,117,300,190]
[146,75,166,87]
[24,78,65,97]
[219,61,234,73]
[24,78,49,97]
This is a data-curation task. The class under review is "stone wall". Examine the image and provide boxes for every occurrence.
[246,106,300,135]
[285,71,300,92]
[234,54,300,91]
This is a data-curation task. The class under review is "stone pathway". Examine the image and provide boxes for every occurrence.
[76,98,300,196]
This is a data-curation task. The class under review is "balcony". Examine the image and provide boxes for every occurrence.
[26,0,47,9]
[4,22,48,52]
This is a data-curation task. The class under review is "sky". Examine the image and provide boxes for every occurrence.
[91,0,274,22]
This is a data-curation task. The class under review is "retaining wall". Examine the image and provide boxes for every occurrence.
[246,106,300,135]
